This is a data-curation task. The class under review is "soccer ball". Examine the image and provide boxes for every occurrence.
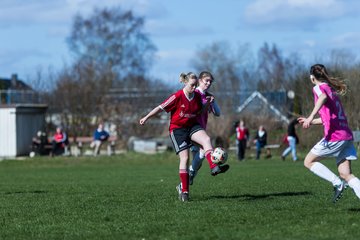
[211,147,228,164]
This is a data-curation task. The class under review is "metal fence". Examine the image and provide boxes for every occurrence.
[0,90,43,104]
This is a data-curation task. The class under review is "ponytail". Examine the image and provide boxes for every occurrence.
[179,73,187,83]
[310,64,347,95]
[179,72,197,84]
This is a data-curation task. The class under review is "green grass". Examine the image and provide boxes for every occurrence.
[1,151,360,240]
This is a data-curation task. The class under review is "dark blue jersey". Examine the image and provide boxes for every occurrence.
[93,129,109,141]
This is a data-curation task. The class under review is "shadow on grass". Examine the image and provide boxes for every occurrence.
[348,208,360,212]
[206,191,312,201]
[3,190,48,195]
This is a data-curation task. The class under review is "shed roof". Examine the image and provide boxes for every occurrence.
[237,91,289,124]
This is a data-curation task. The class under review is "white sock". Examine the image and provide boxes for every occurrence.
[199,151,205,159]
[348,177,360,199]
[310,162,342,186]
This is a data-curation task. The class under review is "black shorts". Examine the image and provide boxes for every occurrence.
[170,125,203,154]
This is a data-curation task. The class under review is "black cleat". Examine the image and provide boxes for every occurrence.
[333,180,346,203]
[180,192,189,202]
[211,164,230,176]
[189,170,196,185]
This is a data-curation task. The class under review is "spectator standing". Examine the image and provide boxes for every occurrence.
[236,120,249,161]
[281,118,300,161]
[90,123,110,156]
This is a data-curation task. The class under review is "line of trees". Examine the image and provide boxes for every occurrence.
[36,7,170,146]
[29,6,360,149]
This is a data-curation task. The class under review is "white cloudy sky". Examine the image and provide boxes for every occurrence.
[1,0,360,84]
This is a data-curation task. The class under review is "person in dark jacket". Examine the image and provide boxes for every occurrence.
[31,130,50,157]
[281,118,300,161]
[253,125,268,160]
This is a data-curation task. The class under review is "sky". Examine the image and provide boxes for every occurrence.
[1,0,360,86]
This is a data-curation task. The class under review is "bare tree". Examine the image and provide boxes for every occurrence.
[44,7,164,146]
[192,41,255,93]
[338,63,360,131]
[67,7,156,86]
[257,43,304,91]
[47,61,113,136]
[190,41,257,144]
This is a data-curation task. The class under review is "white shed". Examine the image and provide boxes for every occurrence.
[0,104,47,158]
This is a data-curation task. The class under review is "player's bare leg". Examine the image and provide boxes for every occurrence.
[338,160,360,199]
[191,130,229,176]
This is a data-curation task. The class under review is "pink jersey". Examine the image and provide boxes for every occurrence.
[160,89,202,132]
[195,88,210,129]
[313,83,353,141]
[195,88,220,129]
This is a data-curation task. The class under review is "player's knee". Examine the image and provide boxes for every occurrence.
[304,154,318,169]
[339,172,352,181]
[303,160,312,169]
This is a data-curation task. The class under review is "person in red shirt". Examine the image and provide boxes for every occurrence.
[50,127,69,156]
[139,72,229,202]
[236,120,249,161]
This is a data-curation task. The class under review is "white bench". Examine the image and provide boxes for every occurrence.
[229,144,280,151]
[230,144,280,159]
[69,136,117,156]
[133,140,170,154]
[263,144,280,149]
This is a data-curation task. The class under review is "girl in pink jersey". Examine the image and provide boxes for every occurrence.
[139,72,228,202]
[298,64,360,203]
[187,71,227,186]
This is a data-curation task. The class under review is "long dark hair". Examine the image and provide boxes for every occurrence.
[198,71,214,81]
[310,64,347,95]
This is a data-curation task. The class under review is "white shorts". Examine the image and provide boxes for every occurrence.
[310,138,357,164]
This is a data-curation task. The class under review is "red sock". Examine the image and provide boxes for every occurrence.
[179,169,189,193]
[205,150,217,169]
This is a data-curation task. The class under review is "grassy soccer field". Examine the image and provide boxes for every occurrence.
[0,151,359,240]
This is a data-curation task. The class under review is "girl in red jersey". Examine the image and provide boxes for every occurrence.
[139,72,228,202]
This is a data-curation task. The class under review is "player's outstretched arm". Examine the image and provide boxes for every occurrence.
[298,116,322,128]
[300,94,327,128]
[139,106,163,125]
[311,118,322,125]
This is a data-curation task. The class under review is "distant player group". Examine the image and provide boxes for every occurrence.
[140,64,360,203]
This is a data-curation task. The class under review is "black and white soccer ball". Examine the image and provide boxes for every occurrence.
[211,147,228,164]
